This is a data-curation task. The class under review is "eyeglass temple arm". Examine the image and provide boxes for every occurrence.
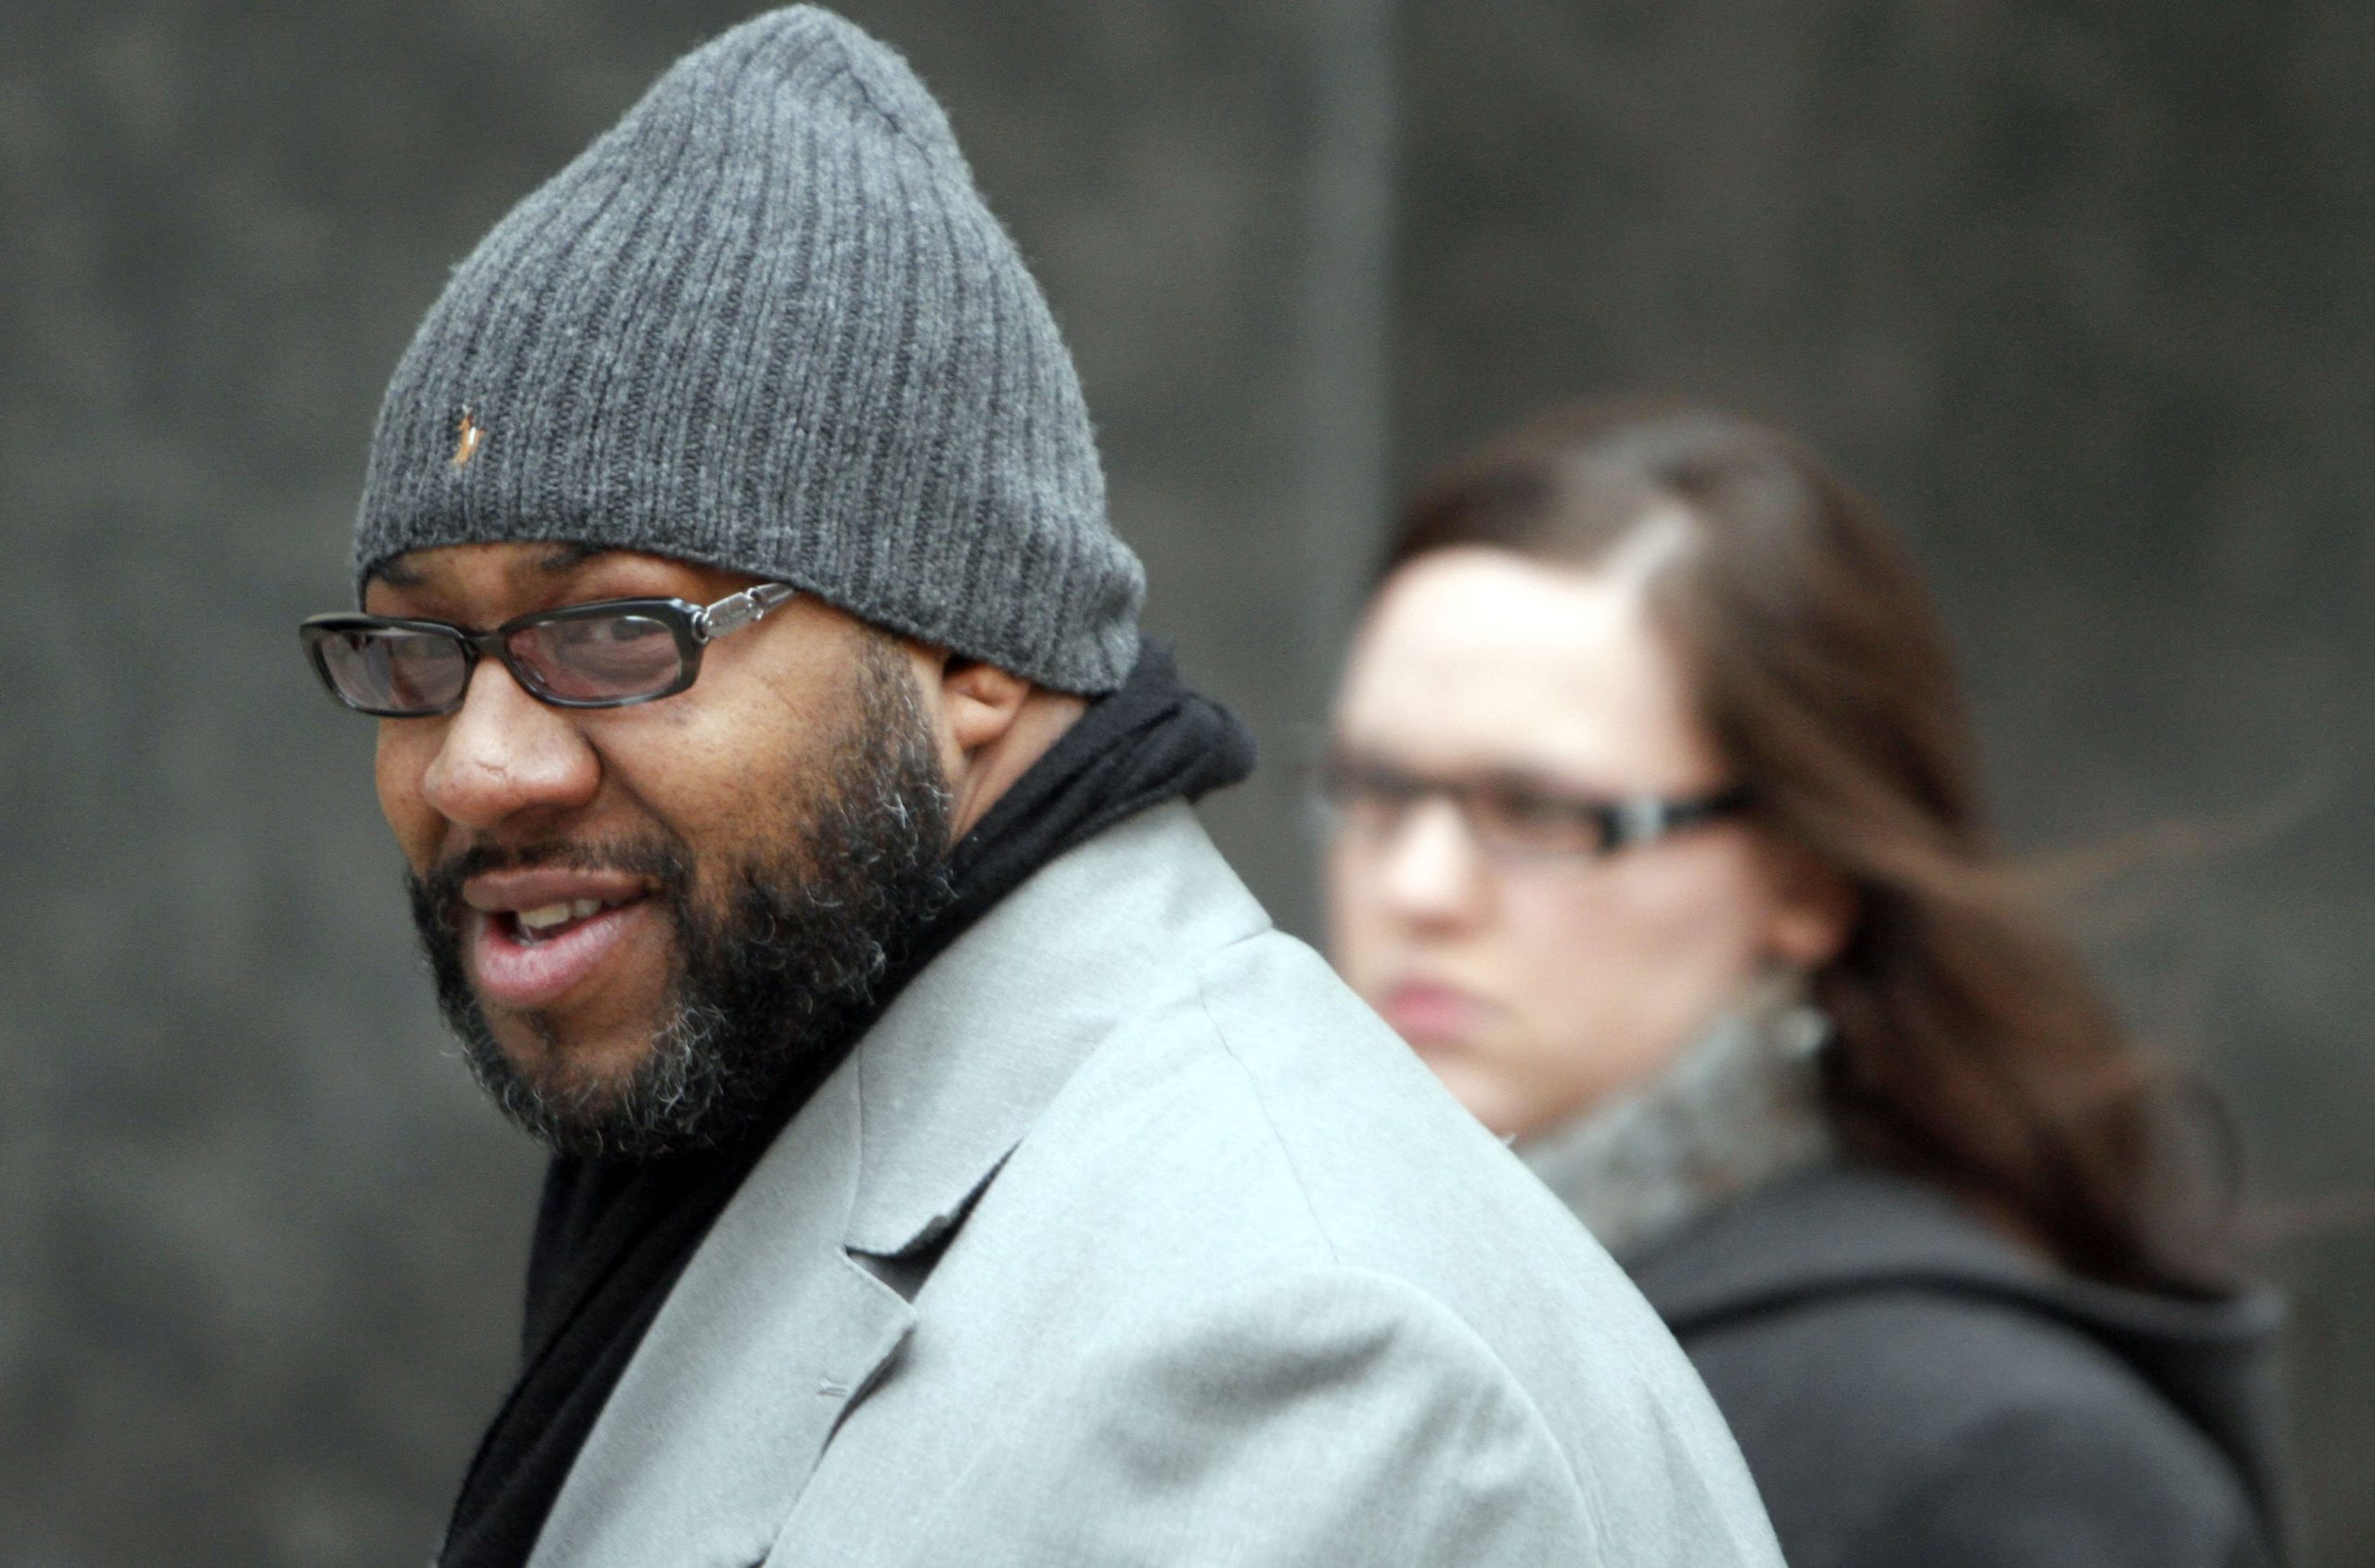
[693,583,800,642]
[1605,788,1751,850]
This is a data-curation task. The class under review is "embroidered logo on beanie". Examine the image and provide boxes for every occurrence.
[448,408,483,469]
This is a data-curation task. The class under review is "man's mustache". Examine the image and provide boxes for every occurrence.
[411,838,696,918]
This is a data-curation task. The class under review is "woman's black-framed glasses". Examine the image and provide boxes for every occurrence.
[300,584,800,717]
[1315,751,1750,862]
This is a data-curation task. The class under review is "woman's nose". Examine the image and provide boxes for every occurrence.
[1377,796,1491,927]
[417,659,602,832]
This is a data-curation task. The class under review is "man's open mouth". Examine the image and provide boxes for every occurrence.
[455,866,668,1011]
[509,895,644,945]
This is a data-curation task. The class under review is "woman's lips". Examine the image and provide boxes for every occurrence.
[468,897,653,1012]
[1380,981,1490,1047]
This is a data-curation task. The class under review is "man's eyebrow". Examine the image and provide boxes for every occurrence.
[534,541,610,574]
[371,542,607,594]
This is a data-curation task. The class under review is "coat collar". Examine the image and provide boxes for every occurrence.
[1626,1163,2045,1328]
[1628,1163,2281,1347]
[841,800,1268,1259]
[1628,1163,2292,1547]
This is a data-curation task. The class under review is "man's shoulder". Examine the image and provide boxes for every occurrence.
[950,919,1777,1551]
[870,804,1728,1425]
[1014,916,1586,1278]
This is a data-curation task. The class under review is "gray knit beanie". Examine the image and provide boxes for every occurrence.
[354,6,1143,694]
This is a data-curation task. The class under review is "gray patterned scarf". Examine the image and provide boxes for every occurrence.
[1518,970,1837,1260]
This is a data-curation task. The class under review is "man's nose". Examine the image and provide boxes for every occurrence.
[1377,797,1492,929]
[417,659,601,831]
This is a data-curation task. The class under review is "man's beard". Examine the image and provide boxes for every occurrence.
[404,639,956,1160]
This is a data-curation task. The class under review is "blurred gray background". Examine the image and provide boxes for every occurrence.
[3,1,2369,1562]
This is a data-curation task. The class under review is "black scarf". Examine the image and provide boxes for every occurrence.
[438,639,1255,1568]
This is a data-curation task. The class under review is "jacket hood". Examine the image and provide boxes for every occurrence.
[1626,1164,2292,1549]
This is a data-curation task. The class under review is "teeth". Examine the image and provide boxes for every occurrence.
[510,896,624,942]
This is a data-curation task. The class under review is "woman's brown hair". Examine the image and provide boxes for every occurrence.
[1389,396,2234,1294]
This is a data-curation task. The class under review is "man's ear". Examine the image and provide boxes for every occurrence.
[906,644,1088,839]
[937,655,1033,757]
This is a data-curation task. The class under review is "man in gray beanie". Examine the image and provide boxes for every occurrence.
[302,9,1783,1567]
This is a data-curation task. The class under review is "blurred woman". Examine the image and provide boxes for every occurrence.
[1323,399,2289,1568]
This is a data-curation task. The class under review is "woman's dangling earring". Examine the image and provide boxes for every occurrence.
[1768,974,1833,1061]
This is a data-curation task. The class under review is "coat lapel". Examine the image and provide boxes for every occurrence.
[841,803,1268,1264]
[525,1065,915,1568]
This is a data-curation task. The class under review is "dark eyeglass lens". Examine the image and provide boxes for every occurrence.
[320,628,469,713]
[513,613,684,700]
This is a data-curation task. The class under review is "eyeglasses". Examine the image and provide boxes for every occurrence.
[1315,752,1750,862]
[300,584,800,717]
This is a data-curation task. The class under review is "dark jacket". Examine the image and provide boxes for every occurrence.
[1624,1165,2290,1568]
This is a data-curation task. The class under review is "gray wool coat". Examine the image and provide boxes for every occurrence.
[523,803,1784,1567]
